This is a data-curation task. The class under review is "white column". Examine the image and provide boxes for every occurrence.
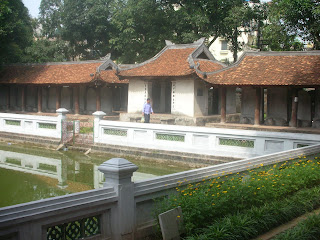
[93,111,106,143]
[56,108,69,139]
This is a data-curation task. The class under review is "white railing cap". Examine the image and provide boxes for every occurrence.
[93,111,107,117]
[56,108,69,114]
[99,158,138,175]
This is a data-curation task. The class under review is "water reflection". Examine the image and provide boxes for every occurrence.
[0,143,195,207]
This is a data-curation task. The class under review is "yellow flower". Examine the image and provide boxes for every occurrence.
[177,215,180,218]
[212,203,215,206]
[222,191,228,194]
[257,187,260,190]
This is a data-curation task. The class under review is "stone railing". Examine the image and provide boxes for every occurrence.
[93,111,320,159]
[0,108,68,139]
[1,143,320,240]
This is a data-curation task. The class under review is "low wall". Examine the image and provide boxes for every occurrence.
[0,109,68,140]
[2,144,320,240]
[93,117,320,159]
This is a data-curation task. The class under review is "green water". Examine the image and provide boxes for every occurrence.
[0,142,195,208]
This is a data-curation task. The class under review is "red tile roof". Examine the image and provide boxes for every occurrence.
[204,52,320,86]
[0,61,123,85]
[119,48,196,77]
[195,59,224,72]
[98,70,128,84]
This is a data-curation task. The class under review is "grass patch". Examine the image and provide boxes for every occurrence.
[79,127,93,134]
[273,213,320,240]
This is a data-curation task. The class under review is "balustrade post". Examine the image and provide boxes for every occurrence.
[93,111,106,143]
[98,158,138,240]
[56,108,69,139]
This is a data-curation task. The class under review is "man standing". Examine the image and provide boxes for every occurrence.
[142,98,153,123]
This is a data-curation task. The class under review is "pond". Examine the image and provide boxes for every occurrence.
[0,141,199,208]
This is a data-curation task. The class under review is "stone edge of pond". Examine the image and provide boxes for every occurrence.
[0,131,241,167]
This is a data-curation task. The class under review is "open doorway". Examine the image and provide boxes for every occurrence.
[151,81,171,113]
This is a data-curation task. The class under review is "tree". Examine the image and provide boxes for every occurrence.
[110,0,176,63]
[261,6,304,51]
[61,0,116,60]
[24,39,73,63]
[39,0,63,38]
[270,0,320,49]
[0,0,33,64]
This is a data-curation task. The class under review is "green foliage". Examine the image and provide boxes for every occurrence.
[0,0,33,64]
[262,22,304,51]
[61,0,116,60]
[36,0,269,63]
[79,127,93,134]
[185,186,320,240]
[110,0,176,63]
[155,154,320,235]
[24,39,72,63]
[39,0,63,38]
[270,0,320,49]
[274,213,320,240]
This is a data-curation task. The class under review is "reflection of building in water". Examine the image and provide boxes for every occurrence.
[0,150,157,191]
[0,150,68,188]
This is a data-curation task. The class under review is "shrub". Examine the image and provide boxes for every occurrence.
[155,155,320,235]
[185,186,320,240]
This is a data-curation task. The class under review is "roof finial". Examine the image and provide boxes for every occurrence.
[165,40,174,46]
[193,38,206,45]
[100,53,111,60]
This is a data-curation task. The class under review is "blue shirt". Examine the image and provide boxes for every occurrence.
[143,103,153,114]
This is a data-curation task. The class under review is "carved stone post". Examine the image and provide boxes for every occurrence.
[98,158,138,240]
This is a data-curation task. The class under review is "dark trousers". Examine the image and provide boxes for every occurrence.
[144,114,150,123]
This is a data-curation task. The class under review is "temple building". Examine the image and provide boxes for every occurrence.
[0,38,320,128]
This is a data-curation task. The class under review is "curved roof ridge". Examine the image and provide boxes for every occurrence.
[201,50,320,77]
[4,59,106,67]
[119,38,206,72]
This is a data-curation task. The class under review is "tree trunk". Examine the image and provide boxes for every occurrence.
[232,29,238,62]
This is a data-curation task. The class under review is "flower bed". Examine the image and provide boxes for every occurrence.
[155,154,320,236]
[186,186,320,240]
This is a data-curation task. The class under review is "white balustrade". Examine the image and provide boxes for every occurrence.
[93,111,320,159]
[0,108,68,139]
